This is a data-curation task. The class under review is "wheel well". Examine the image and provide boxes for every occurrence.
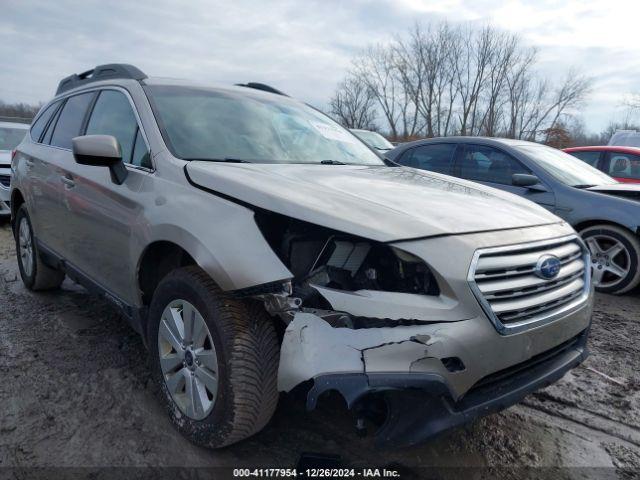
[138,241,196,305]
[574,220,636,236]
[11,189,25,223]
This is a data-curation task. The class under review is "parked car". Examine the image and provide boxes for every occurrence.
[387,137,640,294]
[564,146,640,184]
[608,130,640,148]
[350,128,394,152]
[11,65,593,449]
[0,121,29,216]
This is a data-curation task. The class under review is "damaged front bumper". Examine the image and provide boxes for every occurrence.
[278,295,592,447]
[271,224,593,447]
[310,329,588,447]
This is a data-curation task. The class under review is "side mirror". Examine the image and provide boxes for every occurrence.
[72,135,128,185]
[512,173,547,192]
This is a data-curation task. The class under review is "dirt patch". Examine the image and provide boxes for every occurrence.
[0,223,638,477]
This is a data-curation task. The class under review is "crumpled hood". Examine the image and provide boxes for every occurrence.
[186,163,561,242]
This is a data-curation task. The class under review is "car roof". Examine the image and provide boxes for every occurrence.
[563,145,640,155]
[53,76,292,104]
[0,121,30,130]
[393,136,536,151]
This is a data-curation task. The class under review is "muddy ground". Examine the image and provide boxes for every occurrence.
[0,221,638,479]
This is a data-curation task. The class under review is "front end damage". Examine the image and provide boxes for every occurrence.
[245,214,593,447]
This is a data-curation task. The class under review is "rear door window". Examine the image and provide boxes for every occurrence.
[397,144,456,174]
[568,150,601,167]
[29,101,60,143]
[606,152,640,180]
[50,93,94,149]
[459,145,529,185]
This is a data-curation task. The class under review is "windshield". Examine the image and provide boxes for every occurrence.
[147,85,384,165]
[352,130,393,150]
[516,144,618,187]
[0,126,27,150]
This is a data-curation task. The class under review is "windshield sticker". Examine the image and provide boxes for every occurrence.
[309,121,358,145]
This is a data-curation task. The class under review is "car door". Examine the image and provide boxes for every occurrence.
[30,93,95,259]
[61,88,152,305]
[455,144,556,210]
[603,152,640,183]
[394,143,458,175]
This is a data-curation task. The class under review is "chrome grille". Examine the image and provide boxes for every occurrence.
[0,174,9,188]
[468,235,591,334]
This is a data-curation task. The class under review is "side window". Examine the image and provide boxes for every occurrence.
[607,153,640,180]
[50,93,94,149]
[459,145,529,185]
[30,101,60,143]
[131,129,151,168]
[43,105,62,145]
[398,144,456,174]
[86,90,141,165]
[569,151,601,167]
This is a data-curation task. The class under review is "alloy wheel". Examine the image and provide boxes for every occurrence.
[157,299,218,420]
[585,234,631,289]
[18,217,34,277]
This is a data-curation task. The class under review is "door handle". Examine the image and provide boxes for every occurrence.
[61,176,76,188]
[25,159,34,168]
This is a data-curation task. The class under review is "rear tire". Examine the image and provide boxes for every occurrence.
[580,224,640,294]
[14,205,65,291]
[147,266,279,448]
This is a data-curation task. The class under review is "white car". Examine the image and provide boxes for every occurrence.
[0,121,29,216]
[350,128,394,153]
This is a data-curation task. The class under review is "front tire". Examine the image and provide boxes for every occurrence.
[580,224,640,294]
[14,205,65,291]
[147,266,280,448]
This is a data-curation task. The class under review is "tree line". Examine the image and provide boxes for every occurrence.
[330,22,593,143]
[0,100,41,123]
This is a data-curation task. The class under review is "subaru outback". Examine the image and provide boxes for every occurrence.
[10,64,593,448]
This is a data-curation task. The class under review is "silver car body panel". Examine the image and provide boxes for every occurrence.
[186,161,560,242]
[278,299,591,399]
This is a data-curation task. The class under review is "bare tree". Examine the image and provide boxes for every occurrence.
[329,74,377,129]
[0,100,41,123]
[354,45,405,139]
[452,26,494,135]
[395,22,459,138]
[530,71,592,142]
[330,21,593,144]
[477,31,520,136]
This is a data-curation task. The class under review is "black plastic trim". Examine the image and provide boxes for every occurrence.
[306,329,588,448]
[235,82,288,96]
[36,239,144,335]
[56,64,147,95]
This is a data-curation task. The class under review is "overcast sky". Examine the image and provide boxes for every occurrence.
[3,0,640,132]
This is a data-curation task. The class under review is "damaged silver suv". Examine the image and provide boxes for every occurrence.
[11,64,593,448]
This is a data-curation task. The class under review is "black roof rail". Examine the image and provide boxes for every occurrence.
[56,64,147,95]
[235,82,288,96]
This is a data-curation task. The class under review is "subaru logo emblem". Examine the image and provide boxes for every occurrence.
[535,255,561,280]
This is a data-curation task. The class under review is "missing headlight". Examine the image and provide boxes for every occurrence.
[254,211,439,300]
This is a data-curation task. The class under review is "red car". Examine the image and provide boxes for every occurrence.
[563,146,640,184]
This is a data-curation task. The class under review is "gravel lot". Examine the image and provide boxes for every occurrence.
[0,221,639,478]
